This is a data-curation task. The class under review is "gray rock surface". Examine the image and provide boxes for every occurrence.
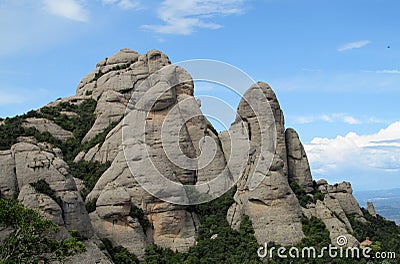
[314,200,359,247]
[367,201,377,217]
[23,118,74,142]
[82,123,123,163]
[323,195,353,232]
[226,82,305,246]
[82,90,126,143]
[318,181,365,219]
[76,49,171,143]
[285,128,313,193]
[2,142,94,239]
[0,150,17,199]
[18,184,64,226]
[85,64,209,257]
[0,48,377,262]
[64,238,113,264]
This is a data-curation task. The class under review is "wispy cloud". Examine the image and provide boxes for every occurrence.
[292,113,361,125]
[102,0,141,10]
[338,40,370,51]
[304,121,400,175]
[142,0,245,35]
[43,0,88,22]
[362,69,400,74]
[374,70,400,74]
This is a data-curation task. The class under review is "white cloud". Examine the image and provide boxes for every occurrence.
[142,0,244,35]
[304,121,400,176]
[102,0,141,10]
[375,70,400,74]
[43,0,88,22]
[338,40,370,51]
[362,69,400,74]
[292,113,361,125]
[368,117,388,124]
[343,116,360,125]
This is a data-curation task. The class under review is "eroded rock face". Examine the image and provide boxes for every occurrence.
[226,82,305,246]
[0,48,375,262]
[1,142,94,239]
[302,179,367,244]
[23,118,74,142]
[18,184,64,226]
[317,181,365,220]
[82,122,123,163]
[313,200,359,247]
[64,238,113,264]
[76,49,171,143]
[285,128,313,193]
[86,65,215,258]
[0,150,17,198]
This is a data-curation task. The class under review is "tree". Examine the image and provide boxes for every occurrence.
[0,198,85,263]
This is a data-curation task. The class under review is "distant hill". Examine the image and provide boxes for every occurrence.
[354,188,400,225]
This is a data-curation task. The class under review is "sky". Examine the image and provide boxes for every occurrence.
[0,0,399,191]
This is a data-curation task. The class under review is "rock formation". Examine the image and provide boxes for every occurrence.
[0,48,374,262]
[0,140,111,263]
[367,201,377,217]
[225,82,305,246]
[285,128,314,193]
[23,118,74,142]
[317,180,366,222]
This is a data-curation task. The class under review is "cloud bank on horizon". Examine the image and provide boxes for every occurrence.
[305,121,400,190]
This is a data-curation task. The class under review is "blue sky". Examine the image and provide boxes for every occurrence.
[0,0,399,191]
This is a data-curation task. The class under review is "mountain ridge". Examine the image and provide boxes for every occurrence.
[0,48,399,263]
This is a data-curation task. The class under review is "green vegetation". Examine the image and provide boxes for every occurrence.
[68,160,111,200]
[80,120,120,154]
[298,216,330,248]
[184,185,213,204]
[348,208,400,255]
[205,123,219,137]
[30,179,63,208]
[0,198,85,263]
[142,244,187,264]
[85,198,98,213]
[2,90,400,264]
[68,229,85,242]
[142,187,261,263]
[130,205,151,230]
[0,99,97,163]
[289,180,325,207]
[0,115,63,151]
[101,238,139,264]
[93,63,130,81]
